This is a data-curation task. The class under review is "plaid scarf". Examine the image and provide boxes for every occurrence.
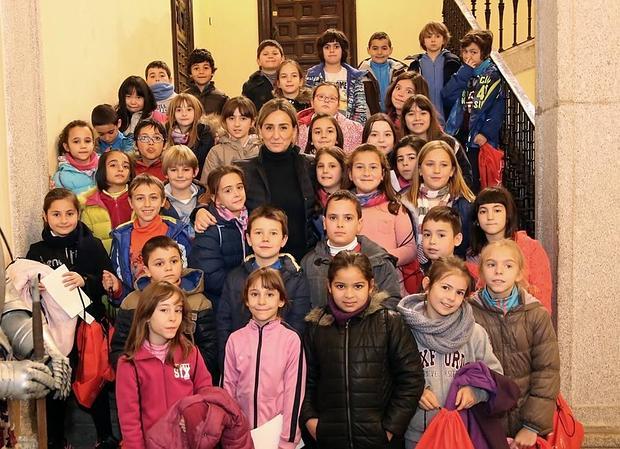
[415,184,451,263]
[216,204,249,235]
[355,190,388,208]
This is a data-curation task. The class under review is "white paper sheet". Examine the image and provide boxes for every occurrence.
[41,264,94,324]
[250,414,305,449]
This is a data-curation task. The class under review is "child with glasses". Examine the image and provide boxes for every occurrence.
[134,119,167,181]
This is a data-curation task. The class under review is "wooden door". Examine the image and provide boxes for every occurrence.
[258,0,358,70]
[171,0,194,92]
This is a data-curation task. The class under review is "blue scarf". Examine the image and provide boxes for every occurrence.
[481,285,520,314]
[370,61,390,110]
[150,82,175,102]
[474,58,492,76]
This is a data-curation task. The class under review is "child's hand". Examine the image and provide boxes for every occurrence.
[306,418,318,440]
[62,271,85,291]
[102,270,120,293]
[455,386,476,411]
[463,55,478,68]
[509,428,537,449]
[419,388,440,410]
[194,208,217,233]
[179,417,186,433]
[473,133,488,146]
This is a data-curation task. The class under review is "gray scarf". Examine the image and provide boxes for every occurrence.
[397,293,474,353]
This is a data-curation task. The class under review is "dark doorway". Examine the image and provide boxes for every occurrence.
[258,0,358,70]
[171,0,194,92]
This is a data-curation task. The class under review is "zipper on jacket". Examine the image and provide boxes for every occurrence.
[344,320,354,449]
[253,325,264,429]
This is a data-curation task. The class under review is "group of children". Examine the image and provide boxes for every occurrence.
[19,18,558,449]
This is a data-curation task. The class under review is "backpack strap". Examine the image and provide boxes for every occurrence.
[131,361,146,437]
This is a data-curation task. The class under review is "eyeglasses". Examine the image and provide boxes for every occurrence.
[315,94,338,103]
[136,135,164,144]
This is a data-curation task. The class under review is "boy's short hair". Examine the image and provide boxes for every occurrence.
[145,60,172,79]
[419,22,451,51]
[368,31,392,48]
[325,190,362,219]
[460,30,493,60]
[129,173,165,199]
[256,39,284,58]
[422,206,462,236]
[142,236,181,266]
[316,29,349,63]
[134,118,167,141]
[247,205,289,237]
[91,104,118,127]
[162,145,199,172]
[187,48,216,72]
[221,96,257,122]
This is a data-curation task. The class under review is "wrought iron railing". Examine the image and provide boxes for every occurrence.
[443,0,536,236]
[467,0,534,52]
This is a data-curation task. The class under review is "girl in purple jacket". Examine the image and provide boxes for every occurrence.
[223,267,306,449]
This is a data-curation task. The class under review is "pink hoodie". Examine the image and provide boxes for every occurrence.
[296,108,363,154]
[116,344,213,449]
[223,319,306,449]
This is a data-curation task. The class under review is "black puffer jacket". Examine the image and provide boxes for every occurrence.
[110,268,219,383]
[242,70,274,113]
[301,292,424,449]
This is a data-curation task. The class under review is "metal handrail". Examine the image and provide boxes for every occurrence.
[443,0,537,236]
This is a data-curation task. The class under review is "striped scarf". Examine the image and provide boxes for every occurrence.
[415,184,451,263]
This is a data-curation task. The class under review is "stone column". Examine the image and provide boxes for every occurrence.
[0,0,49,257]
[536,1,620,447]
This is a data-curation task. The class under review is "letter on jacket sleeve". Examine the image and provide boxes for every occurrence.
[188,230,228,300]
[382,311,425,437]
[110,309,134,368]
[194,306,219,384]
[519,308,560,435]
[116,358,146,449]
[280,334,306,449]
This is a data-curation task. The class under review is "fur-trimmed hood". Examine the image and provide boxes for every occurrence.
[305,290,390,326]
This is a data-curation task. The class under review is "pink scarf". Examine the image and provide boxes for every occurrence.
[65,152,99,172]
[317,188,330,208]
[216,204,249,235]
[171,127,189,145]
[355,190,388,208]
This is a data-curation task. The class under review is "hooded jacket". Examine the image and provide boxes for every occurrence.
[217,254,311,359]
[144,391,253,449]
[301,292,424,449]
[52,160,97,196]
[301,235,402,309]
[296,108,363,154]
[184,82,229,115]
[242,70,274,113]
[305,62,369,123]
[188,202,248,308]
[396,294,502,445]
[358,57,407,114]
[469,289,560,436]
[80,188,132,253]
[223,319,305,449]
[161,182,210,238]
[200,134,261,185]
[116,344,213,449]
[110,217,192,304]
[110,268,218,381]
[26,221,112,322]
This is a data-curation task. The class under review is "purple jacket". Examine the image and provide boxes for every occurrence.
[445,362,520,449]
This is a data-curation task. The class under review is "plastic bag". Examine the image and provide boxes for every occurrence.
[416,408,475,449]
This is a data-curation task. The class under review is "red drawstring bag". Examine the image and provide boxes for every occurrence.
[416,408,475,449]
[72,320,115,408]
[547,394,584,449]
[401,258,424,294]
[478,142,505,188]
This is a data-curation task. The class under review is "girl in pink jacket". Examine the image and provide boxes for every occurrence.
[223,267,306,449]
[348,144,417,293]
[116,281,213,449]
[466,186,553,313]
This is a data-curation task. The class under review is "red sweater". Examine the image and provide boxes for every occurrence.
[100,190,132,229]
[116,344,212,449]
[134,158,166,181]
[466,231,553,313]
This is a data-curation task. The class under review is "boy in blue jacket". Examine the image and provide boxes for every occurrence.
[217,205,311,364]
[442,30,504,192]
